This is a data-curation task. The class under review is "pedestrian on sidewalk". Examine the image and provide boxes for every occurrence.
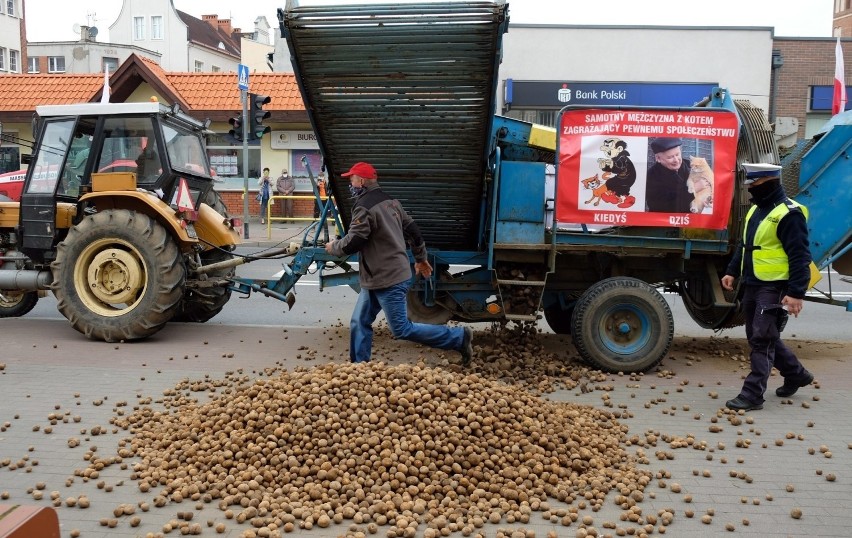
[325,161,473,364]
[276,169,295,220]
[721,162,815,412]
[313,172,328,220]
[257,167,272,224]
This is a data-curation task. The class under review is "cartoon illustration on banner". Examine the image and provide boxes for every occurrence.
[556,108,739,230]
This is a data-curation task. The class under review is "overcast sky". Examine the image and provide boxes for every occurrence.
[25,0,836,43]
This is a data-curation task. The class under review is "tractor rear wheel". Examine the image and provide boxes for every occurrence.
[52,209,185,342]
[172,189,234,323]
[571,277,673,373]
[0,290,39,318]
[173,247,234,323]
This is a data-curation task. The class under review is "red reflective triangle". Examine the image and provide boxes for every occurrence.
[176,178,194,212]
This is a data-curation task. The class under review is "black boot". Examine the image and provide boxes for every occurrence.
[776,371,814,397]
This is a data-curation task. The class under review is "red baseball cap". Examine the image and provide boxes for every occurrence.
[341,162,377,180]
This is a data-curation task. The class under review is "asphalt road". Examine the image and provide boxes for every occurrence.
[21,250,852,342]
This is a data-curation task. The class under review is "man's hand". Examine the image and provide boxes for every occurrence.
[721,275,735,291]
[324,240,335,254]
[782,295,804,317]
[414,260,433,278]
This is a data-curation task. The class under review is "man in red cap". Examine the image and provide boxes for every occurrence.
[325,161,474,364]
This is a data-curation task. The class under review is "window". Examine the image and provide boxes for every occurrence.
[27,56,38,73]
[6,0,15,16]
[151,16,163,39]
[98,117,161,183]
[9,50,18,73]
[102,57,119,73]
[48,56,65,73]
[27,120,75,195]
[161,123,211,178]
[0,48,5,71]
[194,60,204,72]
[133,16,145,40]
[211,65,221,73]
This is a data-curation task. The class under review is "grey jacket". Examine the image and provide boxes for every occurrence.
[329,184,426,289]
[276,174,295,195]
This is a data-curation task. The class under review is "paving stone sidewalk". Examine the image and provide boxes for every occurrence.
[1,320,850,538]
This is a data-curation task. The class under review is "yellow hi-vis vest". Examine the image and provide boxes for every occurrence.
[742,199,808,282]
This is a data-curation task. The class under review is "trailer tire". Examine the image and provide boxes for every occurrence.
[52,209,185,342]
[0,290,39,318]
[571,277,673,373]
[407,289,453,324]
[173,247,234,323]
[544,305,573,334]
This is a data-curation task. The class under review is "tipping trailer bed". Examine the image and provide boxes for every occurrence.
[279,1,510,251]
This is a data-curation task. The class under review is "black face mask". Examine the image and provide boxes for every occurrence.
[747,180,778,202]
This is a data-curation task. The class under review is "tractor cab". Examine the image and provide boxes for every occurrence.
[19,102,216,261]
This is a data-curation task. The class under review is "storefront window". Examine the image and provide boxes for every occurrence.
[206,133,262,190]
[291,149,323,191]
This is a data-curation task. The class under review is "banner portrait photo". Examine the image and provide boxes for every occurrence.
[555,107,740,230]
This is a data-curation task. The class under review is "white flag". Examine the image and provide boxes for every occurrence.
[101,66,110,104]
[833,37,847,116]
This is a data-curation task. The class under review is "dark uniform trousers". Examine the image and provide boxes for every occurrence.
[739,284,808,404]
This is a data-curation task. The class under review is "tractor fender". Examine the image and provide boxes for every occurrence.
[79,191,197,248]
[194,202,241,251]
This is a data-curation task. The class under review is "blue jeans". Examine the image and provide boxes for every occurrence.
[350,280,465,363]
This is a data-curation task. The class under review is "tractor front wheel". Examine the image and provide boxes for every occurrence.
[0,290,39,318]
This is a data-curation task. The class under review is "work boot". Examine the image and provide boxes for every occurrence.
[725,396,763,411]
[460,327,474,366]
[776,371,814,397]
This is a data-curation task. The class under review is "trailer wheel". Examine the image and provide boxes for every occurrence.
[407,290,452,324]
[0,290,39,318]
[543,305,573,334]
[173,247,234,323]
[571,277,673,373]
[52,209,185,342]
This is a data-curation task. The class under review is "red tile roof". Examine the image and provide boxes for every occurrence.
[167,72,303,111]
[0,74,104,110]
[0,55,304,116]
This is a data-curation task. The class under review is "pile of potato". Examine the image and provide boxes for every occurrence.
[105,362,650,536]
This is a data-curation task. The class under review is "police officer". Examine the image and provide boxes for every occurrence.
[721,163,814,411]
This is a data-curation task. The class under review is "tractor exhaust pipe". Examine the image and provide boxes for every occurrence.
[0,270,53,290]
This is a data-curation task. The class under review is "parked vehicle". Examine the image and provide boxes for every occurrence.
[242,1,851,372]
[0,102,241,339]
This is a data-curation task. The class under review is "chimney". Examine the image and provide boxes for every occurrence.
[202,14,218,28]
[217,18,232,34]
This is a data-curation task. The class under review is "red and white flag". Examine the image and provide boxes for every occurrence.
[833,37,847,116]
[101,66,110,104]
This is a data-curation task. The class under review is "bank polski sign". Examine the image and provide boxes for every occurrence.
[271,130,319,150]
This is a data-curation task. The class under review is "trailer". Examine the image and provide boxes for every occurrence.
[235,1,852,373]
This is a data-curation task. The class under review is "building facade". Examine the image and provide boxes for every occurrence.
[772,37,851,138]
[108,0,240,72]
[26,37,160,75]
[498,25,773,126]
[835,0,852,36]
[0,0,23,74]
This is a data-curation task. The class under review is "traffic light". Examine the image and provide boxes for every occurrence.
[248,93,271,140]
[227,114,243,143]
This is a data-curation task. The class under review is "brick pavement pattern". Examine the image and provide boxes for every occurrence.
[1,313,851,537]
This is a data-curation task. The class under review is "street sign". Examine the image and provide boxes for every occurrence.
[237,64,249,91]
